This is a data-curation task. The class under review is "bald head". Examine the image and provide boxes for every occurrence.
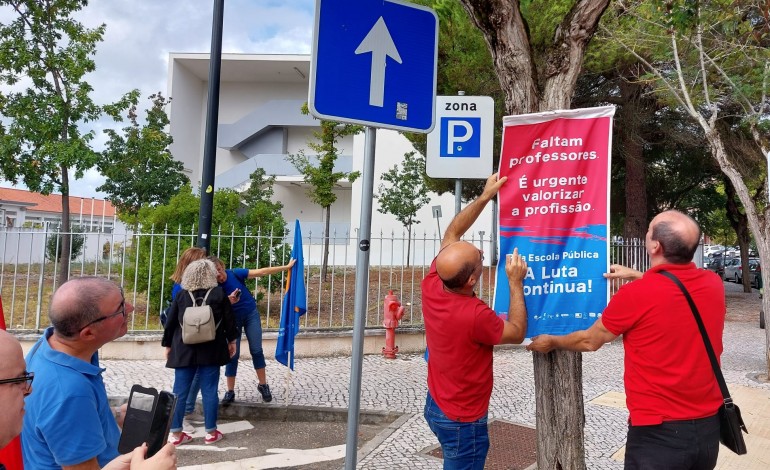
[0,329,23,375]
[436,241,483,290]
[649,210,701,264]
[49,277,121,338]
[0,329,27,447]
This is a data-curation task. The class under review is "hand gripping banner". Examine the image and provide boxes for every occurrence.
[493,106,615,337]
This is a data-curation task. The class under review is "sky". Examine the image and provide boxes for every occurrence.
[0,0,316,198]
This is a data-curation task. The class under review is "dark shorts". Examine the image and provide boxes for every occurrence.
[625,413,720,470]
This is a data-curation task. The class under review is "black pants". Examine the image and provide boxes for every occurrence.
[625,413,720,470]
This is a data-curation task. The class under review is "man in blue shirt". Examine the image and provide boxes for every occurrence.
[21,277,176,469]
[209,256,294,404]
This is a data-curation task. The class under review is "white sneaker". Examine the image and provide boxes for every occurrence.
[182,417,195,434]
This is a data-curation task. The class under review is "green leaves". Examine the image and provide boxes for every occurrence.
[132,178,289,303]
[0,0,102,194]
[96,93,189,220]
[376,151,431,230]
[287,105,363,209]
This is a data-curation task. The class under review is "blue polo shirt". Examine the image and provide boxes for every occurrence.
[22,327,120,469]
[220,268,258,317]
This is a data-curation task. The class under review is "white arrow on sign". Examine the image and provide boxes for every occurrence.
[354,16,402,107]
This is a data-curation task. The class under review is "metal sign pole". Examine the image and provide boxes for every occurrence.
[432,205,443,239]
[344,126,377,469]
[455,179,462,215]
[196,0,224,252]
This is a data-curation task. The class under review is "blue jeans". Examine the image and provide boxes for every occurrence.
[184,372,200,415]
[170,365,220,433]
[424,392,489,470]
[225,308,265,377]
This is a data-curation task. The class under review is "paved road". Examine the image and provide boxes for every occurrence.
[102,283,770,469]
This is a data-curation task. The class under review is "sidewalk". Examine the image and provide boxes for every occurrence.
[102,288,770,469]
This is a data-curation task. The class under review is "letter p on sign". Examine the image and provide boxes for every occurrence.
[440,117,481,158]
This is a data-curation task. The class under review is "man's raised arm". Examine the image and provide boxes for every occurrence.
[441,173,507,250]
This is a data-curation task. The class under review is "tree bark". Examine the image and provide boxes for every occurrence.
[618,80,648,241]
[321,205,331,281]
[406,226,412,268]
[724,179,752,292]
[458,1,610,468]
[58,164,71,287]
[533,351,586,469]
[700,131,770,376]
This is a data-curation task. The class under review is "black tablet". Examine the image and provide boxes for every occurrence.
[118,385,177,458]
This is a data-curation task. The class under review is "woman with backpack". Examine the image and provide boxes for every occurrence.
[162,259,237,446]
[166,247,207,433]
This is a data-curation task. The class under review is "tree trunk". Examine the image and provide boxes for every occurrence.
[724,179,751,292]
[618,80,648,241]
[321,205,331,281]
[58,164,71,287]
[700,131,770,376]
[458,1,610,468]
[406,225,412,268]
[533,351,585,469]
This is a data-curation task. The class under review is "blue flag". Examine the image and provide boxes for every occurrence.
[275,219,307,369]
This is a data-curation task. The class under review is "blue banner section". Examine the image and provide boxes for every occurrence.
[494,224,608,337]
[275,220,307,370]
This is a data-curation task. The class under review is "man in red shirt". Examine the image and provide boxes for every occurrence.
[422,173,528,470]
[527,210,725,469]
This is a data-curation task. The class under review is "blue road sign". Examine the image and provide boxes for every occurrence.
[309,0,438,133]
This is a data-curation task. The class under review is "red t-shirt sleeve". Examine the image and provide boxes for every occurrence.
[472,303,504,345]
[600,284,637,336]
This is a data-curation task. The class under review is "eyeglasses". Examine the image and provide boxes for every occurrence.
[478,249,485,262]
[77,287,126,333]
[0,371,34,394]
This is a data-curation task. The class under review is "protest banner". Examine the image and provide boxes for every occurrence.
[493,106,615,337]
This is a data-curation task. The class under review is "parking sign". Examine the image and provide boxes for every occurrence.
[440,117,481,158]
[427,96,494,178]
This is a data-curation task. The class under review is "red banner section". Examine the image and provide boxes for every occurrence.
[494,106,615,337]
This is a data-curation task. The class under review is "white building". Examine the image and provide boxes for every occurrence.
[167,53,496,265]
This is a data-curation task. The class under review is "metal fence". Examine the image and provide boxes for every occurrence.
[0,224,653,333]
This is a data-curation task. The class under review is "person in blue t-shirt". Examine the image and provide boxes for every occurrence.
[209,256,295,404]
[20,277,177,469]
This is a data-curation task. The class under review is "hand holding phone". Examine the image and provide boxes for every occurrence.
[233,288,242,300]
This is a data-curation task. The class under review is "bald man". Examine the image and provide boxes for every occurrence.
[0,329,32,456]
[528,210,726,469]
[421,173,528,469]
[20,277,177,470]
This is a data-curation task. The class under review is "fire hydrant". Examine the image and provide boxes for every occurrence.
[382,290,405,359]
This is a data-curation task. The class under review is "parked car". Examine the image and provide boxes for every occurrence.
[706,257,725,278]
[724,258,761,287]
[741,259,761,288]
[722,257,741,281]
